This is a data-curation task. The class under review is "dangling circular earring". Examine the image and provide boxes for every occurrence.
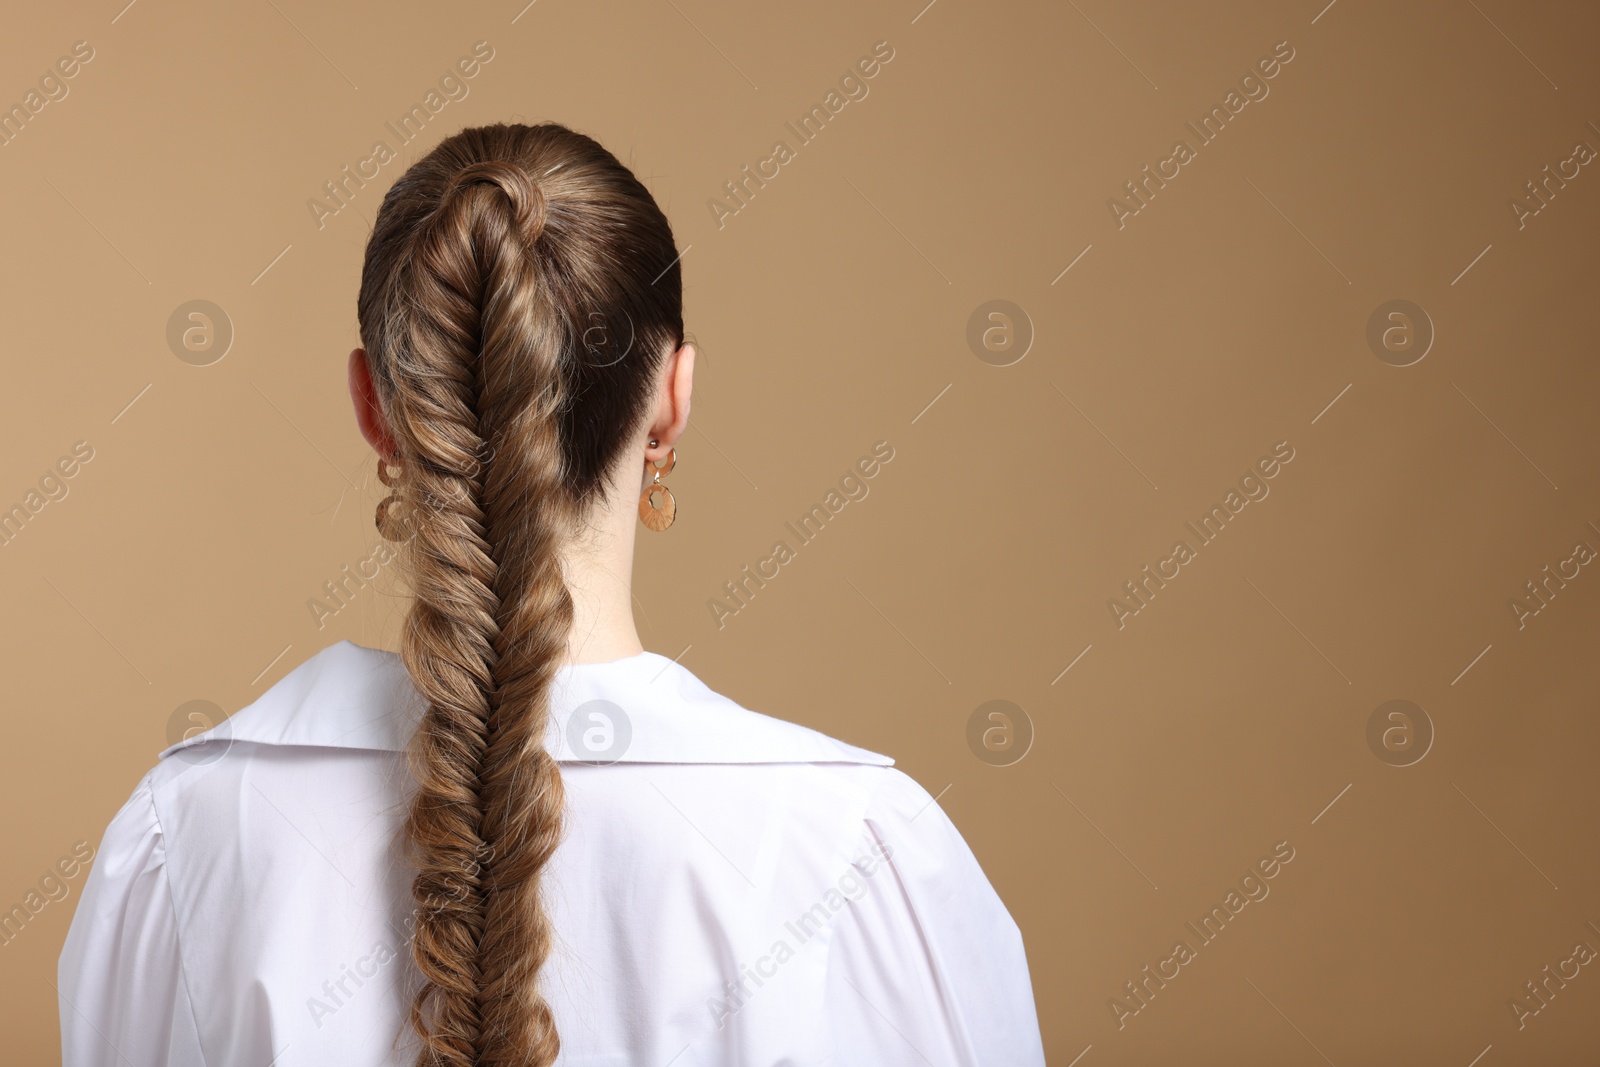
[375,456,412,542]
[638,440,677,532]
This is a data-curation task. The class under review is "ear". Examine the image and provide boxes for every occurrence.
[348,347,398,464]
[644,341,695,470]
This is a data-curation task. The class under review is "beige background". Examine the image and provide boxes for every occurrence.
[3,0,1599,1062]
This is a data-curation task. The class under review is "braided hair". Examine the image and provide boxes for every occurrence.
[355,122,685,1066]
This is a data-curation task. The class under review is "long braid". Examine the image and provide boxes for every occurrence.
[356,122,687,1067]
[451,163,572,1064]
[389,165,573,1063]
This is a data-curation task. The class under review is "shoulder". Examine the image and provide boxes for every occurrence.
[821,769,1047,1064]
[854,766,1016,903]
[79,768,165,883]
[58,768,211,1065]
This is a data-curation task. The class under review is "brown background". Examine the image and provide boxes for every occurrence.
[3,0,1598,1063]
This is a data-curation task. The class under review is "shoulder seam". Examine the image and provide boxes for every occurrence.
[822,769,913,1064]
[143,774,210,1067]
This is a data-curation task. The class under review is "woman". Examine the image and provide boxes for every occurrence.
[58,123,1045,1066]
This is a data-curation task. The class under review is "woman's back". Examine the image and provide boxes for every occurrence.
[60,640,1045,1065]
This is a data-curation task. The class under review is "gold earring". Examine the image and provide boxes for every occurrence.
[639,441,676,532]
[375,456,412,541]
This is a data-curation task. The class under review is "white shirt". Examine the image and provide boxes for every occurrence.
[59,640,1045,1066]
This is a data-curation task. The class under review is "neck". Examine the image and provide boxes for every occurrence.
[560,477,645,666]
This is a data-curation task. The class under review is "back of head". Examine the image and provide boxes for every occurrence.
[355,122,684,1066]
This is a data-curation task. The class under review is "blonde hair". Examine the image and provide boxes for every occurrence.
[355,122,685,1066]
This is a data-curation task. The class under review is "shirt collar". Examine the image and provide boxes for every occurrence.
[158,640,894,767]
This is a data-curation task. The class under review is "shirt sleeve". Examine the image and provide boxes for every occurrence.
[825,768,1047,1066]
[58,771,207,1067]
